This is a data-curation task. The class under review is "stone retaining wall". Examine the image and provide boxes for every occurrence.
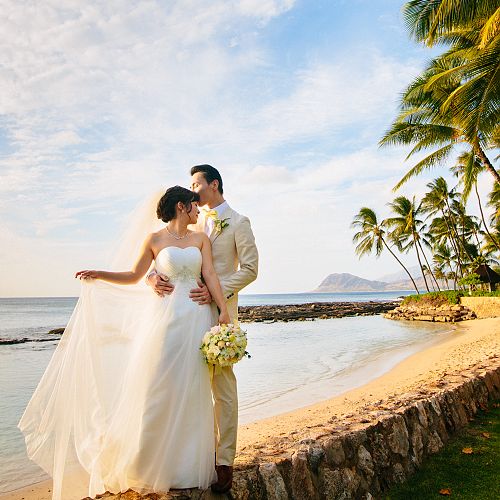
[460,296,500,319]
[384,303,476,322]
[98,359,500,500]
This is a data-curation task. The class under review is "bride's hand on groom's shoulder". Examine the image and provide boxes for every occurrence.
[75,270,102,280]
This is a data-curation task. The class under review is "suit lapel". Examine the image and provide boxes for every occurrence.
[209,207,234,244]
[209,225,219,243]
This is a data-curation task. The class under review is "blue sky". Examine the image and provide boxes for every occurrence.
[0,0,493,296]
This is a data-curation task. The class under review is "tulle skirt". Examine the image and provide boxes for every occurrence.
[18,279,217,500]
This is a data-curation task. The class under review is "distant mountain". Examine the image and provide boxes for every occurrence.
[313,273,390,292]
[375,266,421,284]
[312,271,442,292]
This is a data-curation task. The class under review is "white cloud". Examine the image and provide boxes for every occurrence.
[237,0,295,22]
[3,0,480,296]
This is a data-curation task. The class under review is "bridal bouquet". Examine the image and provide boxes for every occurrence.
[200,321,250,368]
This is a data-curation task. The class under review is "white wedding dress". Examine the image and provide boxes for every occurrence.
[18,246,217,500]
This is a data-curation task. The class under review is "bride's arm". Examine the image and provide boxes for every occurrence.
[76,235,155,285]
[200,234,230,323]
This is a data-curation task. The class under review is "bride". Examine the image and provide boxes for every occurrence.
[18,186,230,499]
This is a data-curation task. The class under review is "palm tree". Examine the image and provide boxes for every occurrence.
[487,182,500,225]
[403,1,500,156]
[433,243,455,289]
[381,1,500,189]
[451,200,478,261]
[421,177,465,269]
[385,196,437,292]
[483,219,500,257]
[380,56,500,189]
[351,207,419,293]
[427,216,464,282]
[451,150,500,252]
[433,266,450,290]
[403,1,499,48]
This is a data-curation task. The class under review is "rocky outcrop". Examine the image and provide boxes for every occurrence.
[239,301,399,322]
[384,303,476,322]
[91,357,500,500]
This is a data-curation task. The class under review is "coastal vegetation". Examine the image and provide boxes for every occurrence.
[401,289,500,306]
[353,0,500,294]
[402,290,463,306]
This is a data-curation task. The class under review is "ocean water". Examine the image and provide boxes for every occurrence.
[0,292,449,493]
[0,292,413,342]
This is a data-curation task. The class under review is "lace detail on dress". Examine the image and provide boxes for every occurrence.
[170,265,200,282]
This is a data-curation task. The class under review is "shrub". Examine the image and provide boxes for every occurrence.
[402,291,463,306]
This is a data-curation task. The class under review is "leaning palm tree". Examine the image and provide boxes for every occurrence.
[380,56,500,189]
[403,1,500,156]
[381,1,500,189]
[385,196,436,292]
[351,207,419,293]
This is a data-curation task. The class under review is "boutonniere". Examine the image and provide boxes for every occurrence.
[213,217,230,233]
[205,209,230,234]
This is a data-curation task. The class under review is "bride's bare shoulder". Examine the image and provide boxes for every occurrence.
[148,229,166,245]
[190,230,210,244]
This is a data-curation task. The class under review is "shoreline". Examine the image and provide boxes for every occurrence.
[235,317,499,464]
[2,318,498,499]
[238,321,454,423]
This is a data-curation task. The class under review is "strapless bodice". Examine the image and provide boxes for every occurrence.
[155,246,202,283]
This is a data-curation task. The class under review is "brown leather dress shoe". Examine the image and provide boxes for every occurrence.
[211,464,233,494]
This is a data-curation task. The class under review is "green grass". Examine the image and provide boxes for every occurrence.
[385,401,500,499]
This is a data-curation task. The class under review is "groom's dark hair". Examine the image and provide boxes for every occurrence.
[191,164,223,194]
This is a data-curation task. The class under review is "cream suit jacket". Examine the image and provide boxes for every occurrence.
[196,206,258,320]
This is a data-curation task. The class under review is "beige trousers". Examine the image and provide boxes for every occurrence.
[211,365,238,465]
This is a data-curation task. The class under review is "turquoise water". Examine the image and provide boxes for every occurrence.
[0,293,448,493]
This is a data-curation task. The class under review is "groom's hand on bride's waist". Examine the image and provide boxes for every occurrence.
[189,279,212,305]
[146,272,174,297]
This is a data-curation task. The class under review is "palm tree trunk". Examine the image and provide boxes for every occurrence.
[413,232,430,292]
[443,201,470,271]
[475,183,500,253]
[440,208,463,273]
[417,238,441,291]
[475,142,500,184]
[381,238,419,294]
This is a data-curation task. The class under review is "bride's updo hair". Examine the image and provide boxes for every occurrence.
[157,186,200,223]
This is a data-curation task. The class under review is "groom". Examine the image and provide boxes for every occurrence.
[147,164,258,493]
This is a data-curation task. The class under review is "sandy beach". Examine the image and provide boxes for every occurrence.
[3,317,499,500]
